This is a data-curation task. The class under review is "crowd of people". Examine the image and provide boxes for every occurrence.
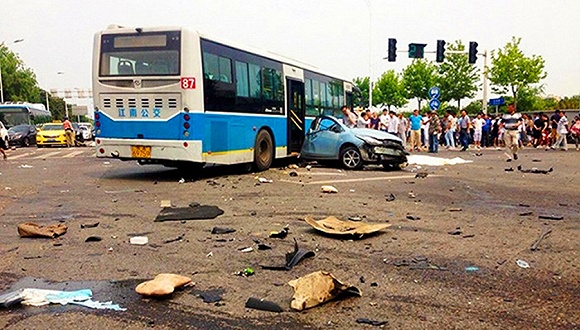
[341,106,580,157]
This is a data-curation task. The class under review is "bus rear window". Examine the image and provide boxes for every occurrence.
[100,31,180,77]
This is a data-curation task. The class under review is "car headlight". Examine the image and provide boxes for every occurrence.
[11,134,22,140]
[356,135,383,146]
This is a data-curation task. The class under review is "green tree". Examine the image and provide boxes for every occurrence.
[438,40,480,110]
[0,44,42,102]
[488,37,547,109]
[463,99,483,114]
[373,70,406,110]
[402,59,438,109]
[557,95,580,110]
[353,76,369,107]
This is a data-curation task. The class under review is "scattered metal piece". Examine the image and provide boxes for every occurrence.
[406,215,421,221]
[385,193,396,202]
[355,318,388,326]
[516,259,530,269]
[519,211,533,216]
[519,203,531,207]
[448,228,462,235]
[261,238,314,270]
[155,203,224,222]
[163,234,185,244]
[80,222,100,229]
[415,172,428,178]
[191,288,224,303]
[211,227,236,235]
[462,234,475,238]
[269,226,289,239]
[85,236,102,242]
[517,165,553,174]
[448,208,462,212]
[245,297,283,313]
[504,167,514,172]
[538,215,563,221]
[530,228,552,251]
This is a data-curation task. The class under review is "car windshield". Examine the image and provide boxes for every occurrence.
[8,125,28,133]
[41,124,63,131]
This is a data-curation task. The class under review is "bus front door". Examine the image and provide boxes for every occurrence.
[286,79,305,155]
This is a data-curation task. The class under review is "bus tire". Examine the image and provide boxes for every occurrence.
[253,129,274,171]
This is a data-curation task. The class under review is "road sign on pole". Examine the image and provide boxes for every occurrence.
[428,87,441,100]
[429,99,441,110]
[489,97,505,106]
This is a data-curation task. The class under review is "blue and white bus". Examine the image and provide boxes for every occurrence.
[92,25,356,170]
[0,102,51,127]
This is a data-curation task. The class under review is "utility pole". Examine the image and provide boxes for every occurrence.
[363,0,373,110]
[482,50,488,114]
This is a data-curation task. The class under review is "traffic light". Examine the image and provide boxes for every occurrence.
[436,40,446,63]
[388,38,397,62]
[468,41,478,64]
[408,43,427,59]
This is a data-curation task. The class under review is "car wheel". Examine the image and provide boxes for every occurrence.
[22,137,30,147]
[340,145,363,170]
[253,129,274,171]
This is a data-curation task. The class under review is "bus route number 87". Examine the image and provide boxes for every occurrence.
[180,77,196,89]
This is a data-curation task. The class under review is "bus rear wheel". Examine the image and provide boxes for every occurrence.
[253,130,274,171]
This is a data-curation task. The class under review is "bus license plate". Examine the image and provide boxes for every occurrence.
[131,146,151,158]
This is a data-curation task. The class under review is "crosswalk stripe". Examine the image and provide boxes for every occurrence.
[8,152,35,160]
[32,151,62,159]
[62,150,86,158]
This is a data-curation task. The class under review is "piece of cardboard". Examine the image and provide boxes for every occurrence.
[288,271,361,310]
[304,216,390,236]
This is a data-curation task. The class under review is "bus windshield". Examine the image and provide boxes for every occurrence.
[99,31,181,76]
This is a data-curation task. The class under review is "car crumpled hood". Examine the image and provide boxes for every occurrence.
[350,128,402,143]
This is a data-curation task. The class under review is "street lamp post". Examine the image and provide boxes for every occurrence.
[57,72,69,118]
[0,39,25,103]
[363,0,373,110]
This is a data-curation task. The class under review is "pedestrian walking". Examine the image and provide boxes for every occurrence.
[408,109,422,151]
[428,110,441,153]
[551,114,569,151]
[500,104,522,161]
[444,110,456,149]
[570,115,580,151]
[458,110,471,151]
[62,117,75,148]
[397,113,408,149]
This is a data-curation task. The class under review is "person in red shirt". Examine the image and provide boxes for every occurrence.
[62,117,74,148]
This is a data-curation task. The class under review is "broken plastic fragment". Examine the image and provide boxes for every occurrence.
[258,177,273,183]
[245,297,283,313]
[321,185,338,193]
[129,236,148,245]
[155,203,224,222]
[261,238,314,270]
[516,259,530,269]
[211,227,236,234]
[269,226,289,239]
[355,318,388,326]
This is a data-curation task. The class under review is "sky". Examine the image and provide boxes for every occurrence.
[2,0,579,107]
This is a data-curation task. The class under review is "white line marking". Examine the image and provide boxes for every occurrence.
[62,150,86,158]
[7,152,36,160]
[279,174,436,185]
[32,151,62,159]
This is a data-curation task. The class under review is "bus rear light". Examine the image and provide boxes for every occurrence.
[183,142,188,147]
[96,139,101,144]
[95,113,100,120]
[95,121,101,127]
[99,148,105,154]
[184,114,190,121]
[184,122,190,129]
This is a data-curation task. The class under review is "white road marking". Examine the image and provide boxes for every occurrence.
[32,151,62,159]
[62,150,86,158]
[7,152,36,160]
[279,174,436,185]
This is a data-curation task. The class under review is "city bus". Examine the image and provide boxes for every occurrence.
[0,102,52,127]
[92,25,356,170]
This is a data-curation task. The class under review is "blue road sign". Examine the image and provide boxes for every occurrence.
[489,97,505,106]
[429,99,441,110]
[428,86,441,100]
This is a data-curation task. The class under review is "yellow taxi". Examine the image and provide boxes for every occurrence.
[36,123,67,147]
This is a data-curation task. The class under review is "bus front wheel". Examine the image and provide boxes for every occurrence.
[253,130,274,171]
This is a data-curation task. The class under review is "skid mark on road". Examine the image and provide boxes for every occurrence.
[279,174,436,185]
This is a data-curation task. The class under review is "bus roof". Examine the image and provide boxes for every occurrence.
[0,102,51,116]
[99,25,352,84]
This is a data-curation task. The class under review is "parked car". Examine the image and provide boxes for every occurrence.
[300,115,408,170]
[0,121,8,147]
[79,124,93,141]
[36,123,67,147]
[72,123,85,144]
[8,124,37,147]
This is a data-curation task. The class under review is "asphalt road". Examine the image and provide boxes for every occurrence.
[0,146,578,329]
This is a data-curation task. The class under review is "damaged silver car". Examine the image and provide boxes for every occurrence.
[300,115,408,170]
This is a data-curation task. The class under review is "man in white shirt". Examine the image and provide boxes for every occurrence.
[551,115,569,151]
[472,113,485,148]
[387,111,400,137]
[341,105,357,128]
[379,109,389,131]
[356,111,370,128]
